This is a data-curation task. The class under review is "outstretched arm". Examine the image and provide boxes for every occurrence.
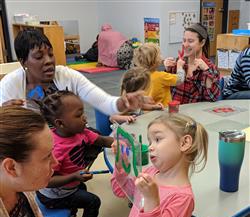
[93,135,114,148]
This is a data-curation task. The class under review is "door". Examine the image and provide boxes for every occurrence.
[228,10,240,33]
[201,0,224,56]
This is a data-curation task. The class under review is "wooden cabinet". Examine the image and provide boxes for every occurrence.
[216,34,250,75]
[13,23,66,65]
[0,18,6,63]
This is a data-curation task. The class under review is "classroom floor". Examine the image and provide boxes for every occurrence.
[83,69,125,128]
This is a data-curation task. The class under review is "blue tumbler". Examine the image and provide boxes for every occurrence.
[218,130,245,192]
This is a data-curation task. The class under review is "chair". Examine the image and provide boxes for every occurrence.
[0,62,21,80]
[218,75,231,100]
[94,109,115,173]
[94,109,112,136]
[35,196,71,217]
[231,206,250,217]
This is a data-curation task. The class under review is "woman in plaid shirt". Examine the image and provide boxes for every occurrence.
[164,23,220,104]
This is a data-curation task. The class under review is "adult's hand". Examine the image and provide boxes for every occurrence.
[117,90,145,112]
[176,58,186,71]
[2,99,25,106]
[194,58,209,71]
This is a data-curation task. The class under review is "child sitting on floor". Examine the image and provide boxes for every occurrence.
[36,90,113,217]
[133,42,185,107]
[109,67,163,124]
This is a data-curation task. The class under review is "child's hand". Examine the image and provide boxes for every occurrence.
[135,173,160,212]
[125,115,137,124]
[164,57,176,71]
[111,141,117,154]
[153,103,164,110]
[73,170,93,182]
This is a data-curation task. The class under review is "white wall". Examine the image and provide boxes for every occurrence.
[97,0,200,57]
[5,0,99,60]
[6,1,247,60]
[228,0,250,29]
[239,0,250,29]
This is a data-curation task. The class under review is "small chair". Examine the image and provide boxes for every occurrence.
[94,109,112,136]
[35,196,71,217]
[231,206,250,217]
[218,75,231,100]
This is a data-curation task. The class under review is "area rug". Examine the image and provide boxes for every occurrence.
[67,62,120,74]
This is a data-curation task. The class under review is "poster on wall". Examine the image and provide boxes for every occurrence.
[169,11,198,43]
[202,2,216,41]
[144,18,160,45]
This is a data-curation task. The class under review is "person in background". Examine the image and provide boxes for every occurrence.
[36,90,113,217]
[111,113,208,217]
[164,23,220,104]
[0,29,145,115]
[0,106,57,217]
[98,24,133,69]
[222,45,250,99]
[133,42,185,107]
[75,35,99,62]
[110,67,163,124]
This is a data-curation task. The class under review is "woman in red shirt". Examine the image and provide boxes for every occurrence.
[164,23,220,104]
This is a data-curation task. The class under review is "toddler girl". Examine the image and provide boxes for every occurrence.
[133,43,185,107]
[111,113,208,217]
[110,67,163,124]
[36,90,114,217]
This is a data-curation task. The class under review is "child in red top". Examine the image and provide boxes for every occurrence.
[36,90,113,217]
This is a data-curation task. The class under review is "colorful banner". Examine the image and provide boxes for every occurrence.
[202,2,216,41]
[144,18,160,45]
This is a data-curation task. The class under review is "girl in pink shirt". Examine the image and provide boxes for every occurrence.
[36,90,114,217]
[111,113,208,217]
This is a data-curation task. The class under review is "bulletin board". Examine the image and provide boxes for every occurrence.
[169,11,198,44]
[201,2,216,41]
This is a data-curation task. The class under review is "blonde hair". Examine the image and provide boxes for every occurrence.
[148,113,208,174]
[133,42,162,71]
[121,67,150,94]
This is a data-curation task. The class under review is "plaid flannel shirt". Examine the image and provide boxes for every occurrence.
[171,56,220,104]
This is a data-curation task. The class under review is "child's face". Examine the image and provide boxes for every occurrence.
[147,123,182,172]
[182,31,204,58]
[59,95,87,135]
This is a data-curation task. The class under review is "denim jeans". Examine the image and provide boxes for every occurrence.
[37,183,101,217]
[224,90,250,99]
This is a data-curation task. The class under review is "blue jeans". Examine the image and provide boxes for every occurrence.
[37,183,101,217]
[224,90,250,99]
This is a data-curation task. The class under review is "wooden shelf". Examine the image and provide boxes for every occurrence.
[13,23,66,65]
[216,34,250,74]
[217,34,250,51]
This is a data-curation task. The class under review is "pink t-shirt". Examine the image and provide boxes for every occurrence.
[111,166,194,217]
[52,128,98,176]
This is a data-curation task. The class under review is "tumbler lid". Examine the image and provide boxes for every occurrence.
[219,130,245,143]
